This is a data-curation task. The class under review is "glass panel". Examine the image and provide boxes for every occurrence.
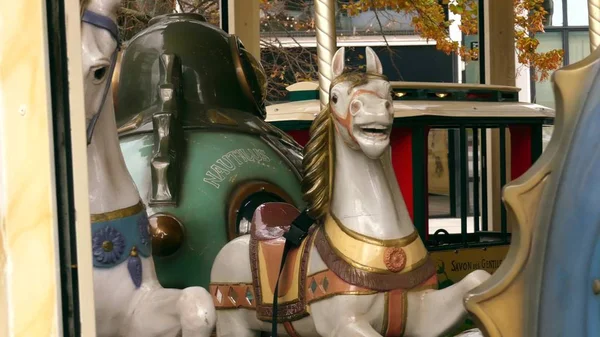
[567,0,589,26]
[544,0,564,27]
[463,35,480,84]
[569,31,591,63]
[260,0,417,36]
[428,129,452,219]
[338,10,416,36]
[533,32,564,110]
[427,128,477,235]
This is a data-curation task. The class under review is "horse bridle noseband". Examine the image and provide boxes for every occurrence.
[81,10,121,145]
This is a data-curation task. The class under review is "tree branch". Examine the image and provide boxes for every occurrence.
[120,7,152,23]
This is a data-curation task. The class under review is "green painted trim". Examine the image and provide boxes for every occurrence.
[499,127,507,242]
[481,128,489,231]
[391,116,553,127]
[288,90,319,101]
[268,121,312,131]
[286,87,521,103]
[268,117,552,133]
[448,130,457,218]
[392,88,519,102]
[412,127,428,240]
[459,127,469,247]
[531,124,543,163]
[472,128,480,232]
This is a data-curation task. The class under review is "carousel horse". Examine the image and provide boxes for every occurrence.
[209,47,491,337]
[81,0,215,335]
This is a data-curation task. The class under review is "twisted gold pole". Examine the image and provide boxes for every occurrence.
[314,0,336,108]
[590,0,600,51]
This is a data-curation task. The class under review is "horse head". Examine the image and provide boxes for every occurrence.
[80,0,120,144]
[328,47,394,160]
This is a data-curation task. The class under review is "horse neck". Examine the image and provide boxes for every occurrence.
[330,132,415,239]
[87,96,140,214]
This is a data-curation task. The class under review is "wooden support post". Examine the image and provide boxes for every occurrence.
[228,0,260,60]
[483,0,515,232]
[0,0,64,335]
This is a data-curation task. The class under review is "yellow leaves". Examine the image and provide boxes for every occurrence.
[343,0,562,81]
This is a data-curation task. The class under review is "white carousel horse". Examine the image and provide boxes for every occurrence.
[81,0,215,335]
[209,47,490,337]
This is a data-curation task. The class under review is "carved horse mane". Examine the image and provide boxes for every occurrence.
[301,71,388,220]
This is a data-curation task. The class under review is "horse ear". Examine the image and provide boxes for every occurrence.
[331,47,346,79]
[365,47,383,75]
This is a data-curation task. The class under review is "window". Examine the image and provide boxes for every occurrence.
[569,31,591,63]
[544,0,564,27]
[531,0,592,111]
[259,0,418,37]
[567,0,589,26]
[533,32,563,110]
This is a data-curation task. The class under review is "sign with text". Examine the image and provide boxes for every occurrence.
[431,245,509,289]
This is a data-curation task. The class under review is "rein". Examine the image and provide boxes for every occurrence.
[271,210,314,336]
[81,10,121,145]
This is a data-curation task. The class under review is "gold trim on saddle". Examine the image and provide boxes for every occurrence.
[90,201,145,223]
[324,213,429,274]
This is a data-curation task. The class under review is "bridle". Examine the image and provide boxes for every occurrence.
[81,9,121,145]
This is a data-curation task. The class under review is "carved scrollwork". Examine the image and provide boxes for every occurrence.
[149,53,183,206]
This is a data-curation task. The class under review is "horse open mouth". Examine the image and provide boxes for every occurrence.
[357,124,392,139]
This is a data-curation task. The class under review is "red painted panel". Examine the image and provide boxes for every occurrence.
[508,125,532,181]
[390,128,414,221]
[286,130,310,147]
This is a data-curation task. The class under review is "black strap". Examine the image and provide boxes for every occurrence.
[271,209,314,336]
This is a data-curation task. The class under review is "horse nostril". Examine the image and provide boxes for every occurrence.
[351,101,362,115]
[385,101,391,109]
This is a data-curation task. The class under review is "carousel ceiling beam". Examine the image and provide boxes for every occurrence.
[227,0,260,60]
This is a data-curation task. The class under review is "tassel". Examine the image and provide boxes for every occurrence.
[128,246,142,288]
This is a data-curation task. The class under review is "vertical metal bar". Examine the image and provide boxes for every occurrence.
[478,0,486,83]
[460,127,468,246]
[481,127,489,231]
[220,0,229,33]
[473,127,480,232]
[448,129,457,217]
[47,0,80,334]
[499,127,507,240]
[531,124,543,162]
[412,127,428,240]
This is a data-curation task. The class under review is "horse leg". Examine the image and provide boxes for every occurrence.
[331,320,383,337]
[215,310,260,337]
[404,269,491,337]
[127,287,182,337]
[311,294,384,337]
[177,286,216,337]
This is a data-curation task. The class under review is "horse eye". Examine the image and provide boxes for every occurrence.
[94,67,108,81]
[332,94,338,104]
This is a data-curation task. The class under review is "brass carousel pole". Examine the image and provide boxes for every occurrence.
[589,0,600,51]
[314,0,337,108]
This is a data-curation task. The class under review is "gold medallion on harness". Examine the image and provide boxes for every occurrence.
[384,247,407,272]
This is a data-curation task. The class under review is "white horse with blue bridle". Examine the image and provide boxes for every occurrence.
[80,0,216,335]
